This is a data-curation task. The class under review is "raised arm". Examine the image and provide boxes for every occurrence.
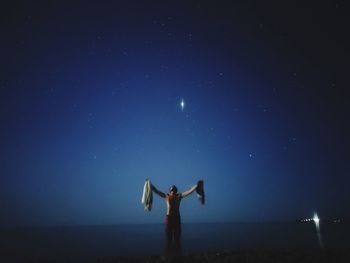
[180,183,197,198]
[151,183,166,198]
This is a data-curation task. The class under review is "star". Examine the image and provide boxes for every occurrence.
[180,98,185,110]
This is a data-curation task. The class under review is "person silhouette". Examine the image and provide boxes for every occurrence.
[150,180,204,256]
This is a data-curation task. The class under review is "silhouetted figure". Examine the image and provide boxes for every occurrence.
[150,180,204,256]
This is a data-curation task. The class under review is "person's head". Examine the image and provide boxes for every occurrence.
[169,185,178,194]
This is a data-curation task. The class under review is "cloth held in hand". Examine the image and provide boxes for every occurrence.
[196,180,205,205]
[141,179,153,211]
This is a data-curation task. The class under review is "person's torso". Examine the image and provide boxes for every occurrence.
[166,194,181,216]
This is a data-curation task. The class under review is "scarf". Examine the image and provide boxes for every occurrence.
[141,179,153,211]
[196,180,205,205]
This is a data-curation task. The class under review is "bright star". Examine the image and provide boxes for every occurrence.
[180,99,185,110]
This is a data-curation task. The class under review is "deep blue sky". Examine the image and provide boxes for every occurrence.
[1,0,349,226]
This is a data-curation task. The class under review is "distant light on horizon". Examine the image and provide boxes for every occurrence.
[313,213,320,226]
[313,212,323,248]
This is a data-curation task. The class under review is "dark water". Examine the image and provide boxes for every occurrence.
[1,222,349,262]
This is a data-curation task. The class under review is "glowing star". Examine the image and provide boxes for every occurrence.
[180,99,185,110]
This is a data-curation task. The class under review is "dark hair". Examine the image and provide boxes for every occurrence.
[169,185,178,194]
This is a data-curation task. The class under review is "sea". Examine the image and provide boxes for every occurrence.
[1,222,349,262]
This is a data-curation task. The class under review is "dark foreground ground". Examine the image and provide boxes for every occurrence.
[17,249,349,263]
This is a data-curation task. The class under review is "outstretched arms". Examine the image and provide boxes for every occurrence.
[151,183,166,198]
[180,183,198,198]
[149,180,204,200]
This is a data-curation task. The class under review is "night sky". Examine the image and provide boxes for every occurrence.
[1,1,349,227]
